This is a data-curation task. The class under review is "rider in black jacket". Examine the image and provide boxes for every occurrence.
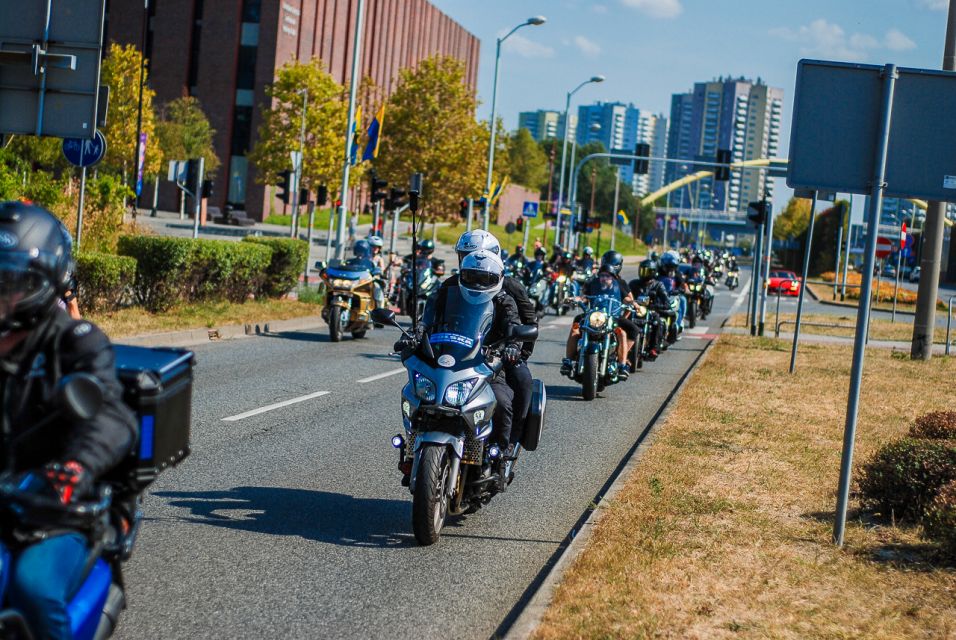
[0,201,137,639]
[629,258,670,359]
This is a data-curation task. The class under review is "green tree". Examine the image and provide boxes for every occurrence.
[508,127,548,190]
[250,58,355,198]
[156,96,220,177]
[774,196,811,240]
[100,43,161,183]
[375,55,487,219]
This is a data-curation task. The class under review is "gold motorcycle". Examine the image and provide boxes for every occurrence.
[317,260,380,342]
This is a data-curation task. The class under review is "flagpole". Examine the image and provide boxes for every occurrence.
[335,0,365,260]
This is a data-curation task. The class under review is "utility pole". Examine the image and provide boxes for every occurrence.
[544,146,555,247]
[334,0,365,260]
[610,170,620,251]
[758,188,773,336]
[912,0,956,359]
[132,0,150,212]
[291,88,307,239]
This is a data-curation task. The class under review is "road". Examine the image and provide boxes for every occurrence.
[115,273,743,639]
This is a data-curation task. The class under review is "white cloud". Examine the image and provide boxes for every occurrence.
[620,0,683,19]
[770,19,917,62]
[573,35,602,58]
[884,28,917,51]
[502,33,555,59]
[917,0,948,9]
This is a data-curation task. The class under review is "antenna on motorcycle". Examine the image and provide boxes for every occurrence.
[408,173,423,332]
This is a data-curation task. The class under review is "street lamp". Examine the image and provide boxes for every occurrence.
[483,16,547,230]
[568,122,601,249]
[556,75,604,246]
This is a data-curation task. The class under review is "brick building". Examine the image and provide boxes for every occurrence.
[105,0,479,219]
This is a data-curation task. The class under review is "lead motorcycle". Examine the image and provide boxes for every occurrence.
[566,295,632,401]
[372,303,544,546]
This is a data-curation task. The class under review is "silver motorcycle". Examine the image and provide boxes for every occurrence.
[372,300,544,546]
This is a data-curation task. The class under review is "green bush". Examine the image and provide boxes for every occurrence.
[218,242,271,303]
[118,236,193,312]
[74,252,137,313]
[910,411,956,440]
[241,237,308,298]
[923,480,956,556]
[858,438,956,522]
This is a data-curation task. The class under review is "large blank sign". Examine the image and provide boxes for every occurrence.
[0,0,105,138]
[788,59,956,201]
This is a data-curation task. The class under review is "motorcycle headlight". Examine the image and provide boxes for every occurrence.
[444,378,477,407]
[414,373,436,403]
[332,279,354,289]
[587,310,608,329]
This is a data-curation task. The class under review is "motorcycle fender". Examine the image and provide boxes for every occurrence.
[328,297,350,310]
[410,433,464,493]
[585,340,602,355]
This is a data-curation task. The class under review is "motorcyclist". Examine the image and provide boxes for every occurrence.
[505,245,528,280]
[629,258,670,360]
[349,239,385,309]
[397,250,521,453]
[561,251,640,379]
[658,250,688,334]
[0,201,137,639]
[445,230,537,451]
[574,246,596,274]
[548,243,564,267]
[403,239,445,277]
[367,235,387,273]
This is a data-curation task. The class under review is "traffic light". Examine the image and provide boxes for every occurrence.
[277,170,292,204]
[187,159,203,193]
[299,188,310,205]
[201,179,214,199]
[386,187,407,211]
[459,199,468,219]
[369,170,388,203]
[715,149,732,181]
[516,217,524,232]
[747,200,769,226]
[634,142,651,175]
[316,185,328,206]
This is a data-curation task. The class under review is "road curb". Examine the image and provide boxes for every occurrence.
[500,338,717,640]
[117,315,326,347]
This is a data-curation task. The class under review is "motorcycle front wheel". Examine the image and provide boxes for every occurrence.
[687,299,697,329]
[582,352,599,401]
[329,308,344,342]
[412,445,451,546]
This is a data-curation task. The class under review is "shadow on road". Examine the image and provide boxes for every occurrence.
[545,385,584,402]
[262,330,331,343]
[153,486,414,548]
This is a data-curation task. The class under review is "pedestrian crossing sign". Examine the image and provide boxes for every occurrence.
[522,201,539,218]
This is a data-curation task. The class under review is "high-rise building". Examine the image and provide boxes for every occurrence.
[575,102,667,195]
[665,77,783,212]
[106,0,479,220]
[517,109,576,142]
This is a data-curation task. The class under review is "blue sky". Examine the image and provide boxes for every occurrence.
[431,0,950,213]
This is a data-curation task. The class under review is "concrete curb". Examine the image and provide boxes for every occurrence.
[118,315,326,348]
[501,338,717,640]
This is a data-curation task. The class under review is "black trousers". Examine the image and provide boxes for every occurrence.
[505,361,533,444]
[490,377,514,448]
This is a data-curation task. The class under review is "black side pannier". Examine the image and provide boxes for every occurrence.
[521,379,546,452]
[108,345,194,493]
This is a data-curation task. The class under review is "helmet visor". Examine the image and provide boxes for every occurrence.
[0,255,49,324]
[460,268,501,291]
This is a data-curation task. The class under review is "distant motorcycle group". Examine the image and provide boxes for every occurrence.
[314,229,738,545]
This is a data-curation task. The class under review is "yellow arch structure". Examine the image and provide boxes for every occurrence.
[640,158,789,207]
[907,199,954,227]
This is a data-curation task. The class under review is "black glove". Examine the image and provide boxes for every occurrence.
[393,334,417,353]
[502,343,521,364]
[43,461,92,505]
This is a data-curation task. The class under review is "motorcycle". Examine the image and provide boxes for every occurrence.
[372,305,544,546]
[525,262,550,319]
[398,257,441,320]
[317,260,380,342]
[0,346,193,639]
[725,269,740,291]
[547,272,575,316]
[567,295,631,401]
[684,278,714,327]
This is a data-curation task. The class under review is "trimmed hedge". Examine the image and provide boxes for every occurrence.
[241,237,308,298]
[118,236,273,312]
[858,438,956,522]
[74,252,137,313]
[924,480,956,556]
[910,411,956,440]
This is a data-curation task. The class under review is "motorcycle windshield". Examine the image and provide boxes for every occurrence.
[427,294,494,363]
[327,263,372,280]
[587,294,624,318]
[408,258,432,286]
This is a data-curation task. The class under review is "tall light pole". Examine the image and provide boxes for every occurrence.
[483,16,547,230]
[556,75,604,246]
[335,0,366,260]
[568,122,602,248]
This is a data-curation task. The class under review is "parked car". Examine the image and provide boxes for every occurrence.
[767,270,801,296]
[880,264,897,278]
[909,266,921,283]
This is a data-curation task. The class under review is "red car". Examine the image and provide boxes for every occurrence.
[767,270,801,296]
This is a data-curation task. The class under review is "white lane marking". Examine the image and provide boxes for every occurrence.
[357,368,406,384]
[222,391,330,422]
[727,276,752,316]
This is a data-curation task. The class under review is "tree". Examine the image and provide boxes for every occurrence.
[156,96,220,177]
[774,196,811,240]
[508,128,547,190]
[99,44,161,183]
[375,56,487,219]
[250,58,355,198]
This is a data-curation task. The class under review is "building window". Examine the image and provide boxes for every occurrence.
[236,46,257,90]
[228,156,248,205]
[241,0,261,23]
[241,23,259,46]
[187,0,205,93]
[231,106,253,156]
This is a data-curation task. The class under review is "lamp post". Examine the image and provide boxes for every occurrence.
[568,122,602,249]
[483,16,547,231]
[556,75,604,246]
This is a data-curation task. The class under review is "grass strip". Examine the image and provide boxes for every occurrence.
[727,312,947,344]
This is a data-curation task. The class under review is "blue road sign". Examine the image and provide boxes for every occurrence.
[522,201,539,218]
[62,130,107,167]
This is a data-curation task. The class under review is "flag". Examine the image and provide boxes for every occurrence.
[490,177,508,206]
[349,106,362,165]
[362,104,385,162]
[616,209,629,226]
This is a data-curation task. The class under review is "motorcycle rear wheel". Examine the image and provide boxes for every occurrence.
[687,300,697,328]
[582,352,598,401]
[412,445,451,546]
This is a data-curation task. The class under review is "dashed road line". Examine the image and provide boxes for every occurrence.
[222,390,331,422]
[357,368,406,384]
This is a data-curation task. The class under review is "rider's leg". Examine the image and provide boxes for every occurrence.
[562,315,583,375]
[505,360,533,445]
[490,377,514,449]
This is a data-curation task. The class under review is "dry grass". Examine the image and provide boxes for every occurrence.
[727,312,945,344]
[534,335,956,640]
[87,297,321,339]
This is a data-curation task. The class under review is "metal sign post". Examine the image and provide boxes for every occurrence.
[466,198,474,233]
[749,222,764,336]
[62,131,106,250]
[758,203,775,336]
[833,64,897,547]
[191,156,205,240]
[790,190,818,373]
[304,200,315,285]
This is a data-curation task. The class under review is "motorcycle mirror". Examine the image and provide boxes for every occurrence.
[370,308,398,327]
[56,373,105,422]
[510,325,539,341]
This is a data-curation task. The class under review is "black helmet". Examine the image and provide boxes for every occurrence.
[552,243,562,254]
[417,239,435,255]
[562,251,573,261]
[639,258,657,281]
[0,202,74,332]
[513,244,525,256]
[534,246,546,259]
[600,250,623,276]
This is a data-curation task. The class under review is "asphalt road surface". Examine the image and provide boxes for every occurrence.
[116,273,747,640]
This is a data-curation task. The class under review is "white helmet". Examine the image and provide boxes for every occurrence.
[367,234,384,248]
[455,229,501,265]
[584,246,594,256]
[459,250,504,305]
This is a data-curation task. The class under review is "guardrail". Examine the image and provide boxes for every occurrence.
[775,319,856,338]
